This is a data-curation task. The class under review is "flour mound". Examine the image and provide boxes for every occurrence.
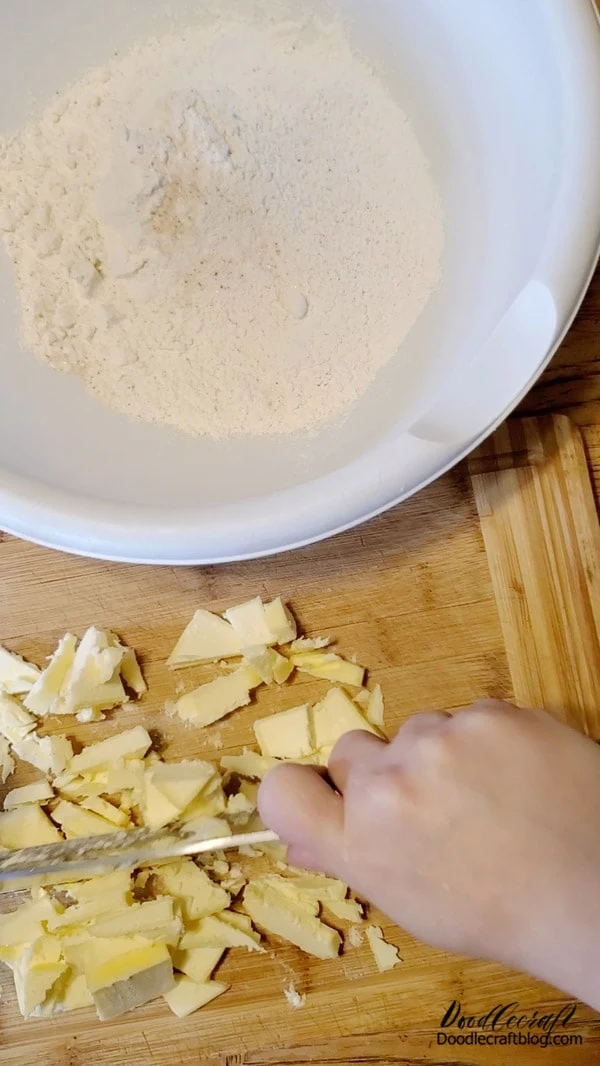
[0,16,444,439]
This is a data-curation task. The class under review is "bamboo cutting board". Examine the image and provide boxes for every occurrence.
[1,413,600,1066]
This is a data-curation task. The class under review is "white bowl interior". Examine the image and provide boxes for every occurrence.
[0,0,565,513]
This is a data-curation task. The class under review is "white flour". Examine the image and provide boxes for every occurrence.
[0,15,444,439]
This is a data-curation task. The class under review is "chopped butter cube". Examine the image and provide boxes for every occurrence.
[242,645,293,685]
[64,870,132,904]
[290,651,364,687]
[181,914,264,953]
[0,804,62,849]
[325,898,364,923]
[312,688,380,750]
[365,683,385,729]
[365,925,401,972]
[80,796,131,828]
[153,860,230,922]
[60,627,126,715]
[243,882,341,959]
[224,597,277,646]
[220,749,278,780]
[4,780,54,809]
[13,937,67,1017]
[164,975,228,1018]
[0,896,61,947]
[0,693,38,744]
[90,898,181,944]
[149,759,217,813]
[175,666,261,727]
[171,946,224,983]
[85,941,174,1020]
[13,734,73,777]
[263,598,297,644]
[0,738,15,784]
[24,634,77,716]
[0,645,40,695]
[113,642,146,695]
[69,726,152,774]
[254,705,314,759]
[167,610,242,667]
[34,969,94,1016]
[50,799,120,838]
[47,892,131,931]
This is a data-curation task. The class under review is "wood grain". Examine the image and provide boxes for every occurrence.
[1,416,600,1064]
[469,415,600,734]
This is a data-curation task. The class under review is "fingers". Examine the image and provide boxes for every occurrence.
[328,729,388,793]
[258,762,343,871]
[394,711,451,743]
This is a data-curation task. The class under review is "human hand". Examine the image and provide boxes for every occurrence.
[258,700,600,1007]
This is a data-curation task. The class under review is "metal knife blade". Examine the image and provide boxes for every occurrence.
[0,820,279,887]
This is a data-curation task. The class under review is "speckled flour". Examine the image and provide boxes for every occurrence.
[0,15,444,438]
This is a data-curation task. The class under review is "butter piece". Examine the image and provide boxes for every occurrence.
[365,925,401,972]
[51,799,120,838]
[283,981,306,1009]
[69,726,152,774]
[60,627,126,715]
[265,872,347,902]
[220,749,279,780]
[93,956,174,1019]
[243,882,341,960]
[325,898,364,923]
[171,946,223,983]
[111,640,147,695]
[224,597,276,646]
[48,893,131,930]
[0,896,61,947]
[34,969,94,1016]
[65,870,132,904]
[0,645,40,694]
[263,598,297,644]
[0,693,38,744]
[365,683,385,729]
[0,738,15,784]
[226,791,255,824]
[290,651,364,688]
[141,774,181,829]
[153,860,230,922]
[149,759,217,813]
[312,688,380,750]
[14,734,73,776]
[80,796,131,828]
[90,898,181,944]
[4,780,54,808]
[242,645,293,685]
[77,707,106,724]
[175,666,262,727]
[168,610,242,667]
[164,975,228,1018]
[0,804,62,849]
[290,636,330,652]
[24,634,77,716]
[66,935,172,995]
[181,915,264,953]
[254,704,313,759]
[13,937,67,1017]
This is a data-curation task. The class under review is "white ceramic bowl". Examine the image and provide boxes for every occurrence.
[1,0,600,563]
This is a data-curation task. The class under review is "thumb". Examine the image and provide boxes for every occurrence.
[258,763,344,875]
